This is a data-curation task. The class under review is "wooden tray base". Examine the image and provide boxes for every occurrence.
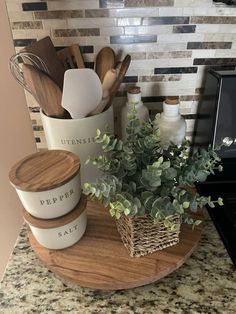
[29,201,203,290]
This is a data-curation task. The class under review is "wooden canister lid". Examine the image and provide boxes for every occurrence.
[165,96,179,105]
[127,86,141,94]
[9,150,80,192]
[23,194,87,229]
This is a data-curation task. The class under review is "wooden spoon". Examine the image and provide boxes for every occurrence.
[87,69,118,116]
[22,64,70,119]
[95,47,116,83]
[107,54,131,104]
[88,55,131,116]
[102,68,118,99]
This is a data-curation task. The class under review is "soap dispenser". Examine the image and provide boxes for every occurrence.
[121,86,149,140]
[157,96,186,147]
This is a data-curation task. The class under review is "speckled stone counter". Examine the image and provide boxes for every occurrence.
[0,220,236,314]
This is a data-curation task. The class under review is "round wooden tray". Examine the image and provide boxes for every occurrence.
[29,201,203,290]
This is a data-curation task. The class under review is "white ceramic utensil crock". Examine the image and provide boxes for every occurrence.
[9,150,81,219]
[40,105,114,185]
[23,195,87,250]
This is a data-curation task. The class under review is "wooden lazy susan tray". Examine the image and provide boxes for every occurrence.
[29,201,203,290]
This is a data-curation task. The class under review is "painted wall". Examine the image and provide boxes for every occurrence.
[0,0,36,280]
[5,0,236,148]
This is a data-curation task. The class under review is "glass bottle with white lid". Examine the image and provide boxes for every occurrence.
[121,86,149,140]
[157,96,186,148]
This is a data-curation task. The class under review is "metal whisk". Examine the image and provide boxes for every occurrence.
[9,52,50,93]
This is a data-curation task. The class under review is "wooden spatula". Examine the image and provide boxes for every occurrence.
[57,44,85,70]
[24,36,65,90]
[95,47,116,83]
[22,64,70,119]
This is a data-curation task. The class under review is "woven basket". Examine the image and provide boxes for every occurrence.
[116,214,181,257]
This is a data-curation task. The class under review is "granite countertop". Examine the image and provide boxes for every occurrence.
[0,220,236,314]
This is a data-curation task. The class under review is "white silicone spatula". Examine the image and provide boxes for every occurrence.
[62,69,102,118]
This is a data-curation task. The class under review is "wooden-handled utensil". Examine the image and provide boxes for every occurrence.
[24,36,65,90]
[110,55,131,95]
[22,64,70,119]
[102,68,118,98]
[106,54,131,105]
[87,55,131,116]
[57,44,85,70]
[95,47,116,83]
[87,68,118,116]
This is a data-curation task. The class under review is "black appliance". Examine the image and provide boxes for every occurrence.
[194,69,236,267]
[213,0,236,5]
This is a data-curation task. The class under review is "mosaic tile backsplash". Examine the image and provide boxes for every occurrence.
[6,0,236,148]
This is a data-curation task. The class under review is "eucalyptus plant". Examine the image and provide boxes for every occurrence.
[84,108,223,230]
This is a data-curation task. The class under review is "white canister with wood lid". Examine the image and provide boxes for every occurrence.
[23,195,87,250]
[9,150,81,219]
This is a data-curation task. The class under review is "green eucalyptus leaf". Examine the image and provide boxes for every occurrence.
[183,201,190,209]
[217,197,224,206]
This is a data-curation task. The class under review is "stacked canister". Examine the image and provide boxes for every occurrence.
[9,150,87,250]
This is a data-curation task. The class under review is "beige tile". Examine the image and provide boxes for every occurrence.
[159,7,183,16]
[183,7,219,16]
[8,11,34,22]
[117,17,142,26]
[216,7,236,16]
[158,33,204,42]
[100,26,124,35]
[47,0,99,10]
[5,2,21,12]
[125,25,172,35]
[42,20,68,30]
[196,25,220,33]
[141,82,196,96]
[215,49,236,58]
[196,24,236,33]
[180,101,199,114]
[175,0,212,7]
[110,43,188,55]
[204,33,236,41]
[129,52,147,60]
[52,37,88,47]
[191,50,215,58]
[67,17,117,28]
[12,29,51,39]
[130,58,193,70]
[109,7,159,17]
[83,36,110,45]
